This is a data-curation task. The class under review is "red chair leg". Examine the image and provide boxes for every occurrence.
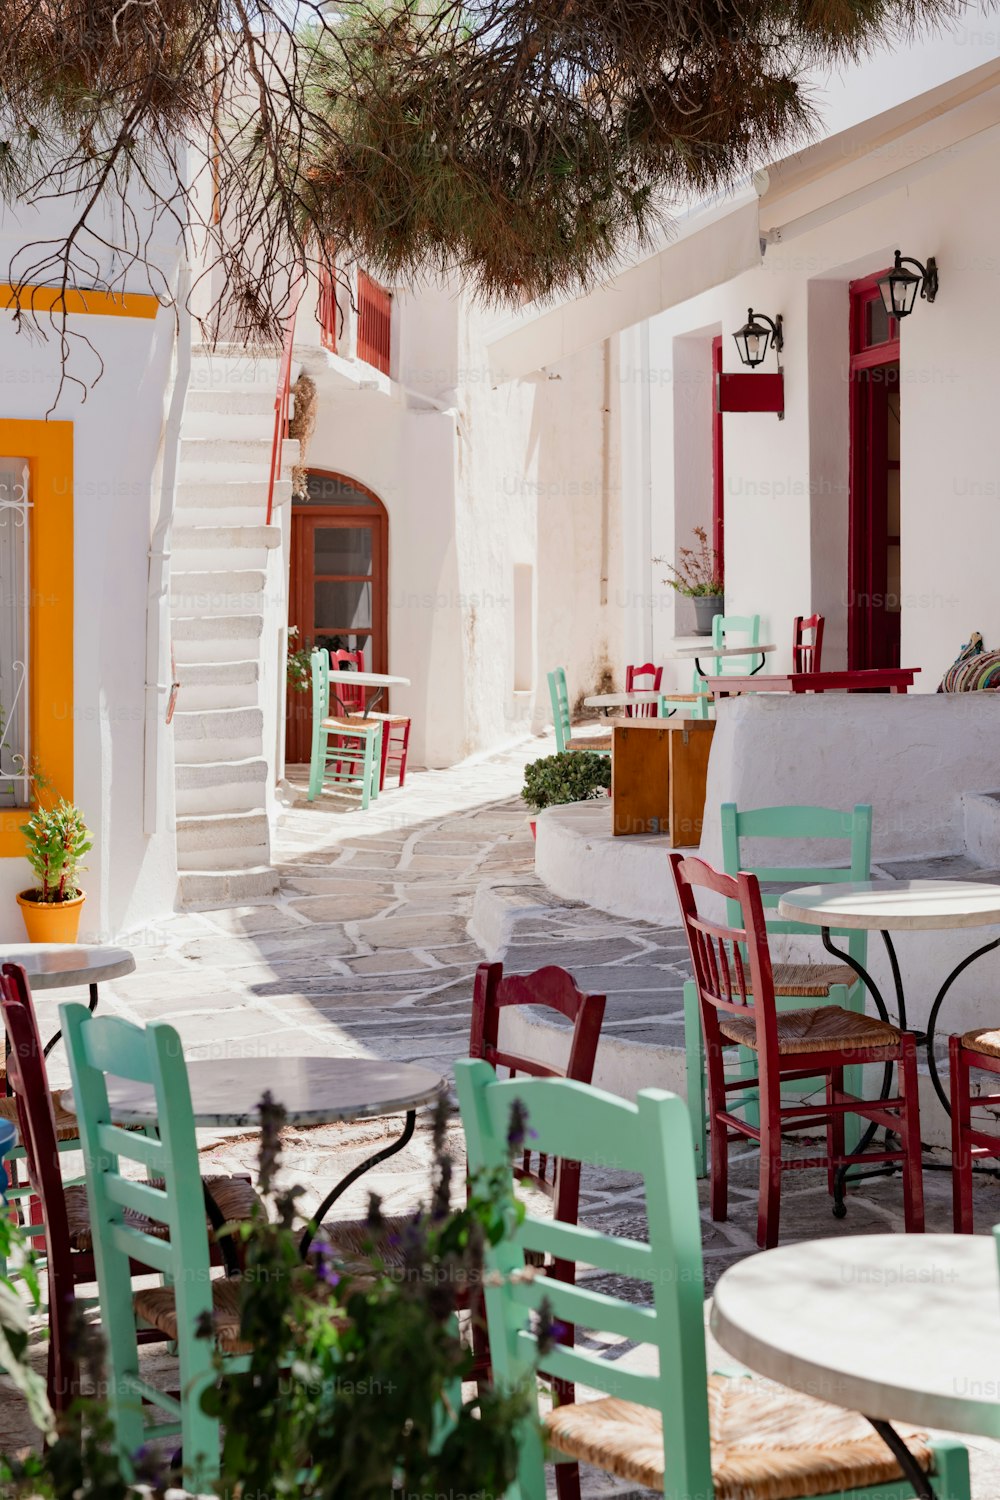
[758,1085,783,1250]
[899,1033,925,1234]
[396,719,411,787]
[378,724,389,791]
[706,1039,728,1222]
[827,1066,845,1198]
[950,1034,975,1233]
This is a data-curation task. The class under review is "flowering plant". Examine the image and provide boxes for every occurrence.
[286,625,312,693]
[658,525,724,597]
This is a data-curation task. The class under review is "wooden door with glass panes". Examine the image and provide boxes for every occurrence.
[849,274,901,671]
[285,471,388,765]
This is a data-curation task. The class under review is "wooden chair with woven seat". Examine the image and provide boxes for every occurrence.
[949,1026,1000,1231]
[309,647,382,807]
[671,853,924,1248]
[324,961,606,1500]
[683,802,873,1178]
[456,1058,969,1500]
[61,1002,256,1489]
[793,613,825,673]
[330,647,412,789]
[1,967,258,1415]
[548,668,612,755]
[624,662,662,717]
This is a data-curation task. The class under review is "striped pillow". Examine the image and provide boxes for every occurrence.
[937,633,1000,692]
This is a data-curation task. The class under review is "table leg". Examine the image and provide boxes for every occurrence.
[300,1109,416,1257]
[365,688,386,715]
[42,982,101,1060]
[925,934,1000,1113]
[867,1418,937,1500]
[203,1183,243,1279]
[749,653,766,676]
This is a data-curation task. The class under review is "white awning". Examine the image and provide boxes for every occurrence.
[486,189,762,382]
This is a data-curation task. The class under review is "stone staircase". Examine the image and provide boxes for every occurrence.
[170,347,297,906]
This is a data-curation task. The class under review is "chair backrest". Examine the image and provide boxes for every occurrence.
[455,1058,712,1500]
[793,614,825,673]
[720,801,871,967]
[624,662,662,718]
[0,965,76,1411]
[329,647,366,713]
[470,963,605,1218]
[60,1003,216,1458]
[547,668,571,752]
[310,646,329,726]
[669,852,783,1077]
[707,612,761,677]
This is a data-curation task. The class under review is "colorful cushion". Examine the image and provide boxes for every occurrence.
[938,633,1000,692]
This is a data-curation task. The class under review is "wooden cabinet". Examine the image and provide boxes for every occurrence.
[611,720,715,843]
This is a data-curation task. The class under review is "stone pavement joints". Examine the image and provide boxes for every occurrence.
[13,736,1000,1496]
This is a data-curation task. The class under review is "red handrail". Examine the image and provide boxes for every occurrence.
[266,282,303,525]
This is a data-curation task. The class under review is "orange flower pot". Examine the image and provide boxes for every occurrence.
[16,890,86,944]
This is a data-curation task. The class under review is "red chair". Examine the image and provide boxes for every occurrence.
[949,1030,1000,1231]
[792,613,825,673]
[0,963,259,1412]
[327,962,606,1500]
[330,647,412,789]
[624,662,662,718]
[669,854,924,1248]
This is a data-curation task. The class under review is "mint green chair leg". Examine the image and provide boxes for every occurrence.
[683,979,707,1179]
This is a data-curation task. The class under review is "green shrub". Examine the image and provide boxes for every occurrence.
[521,750,611,810]
[20,800,93,903]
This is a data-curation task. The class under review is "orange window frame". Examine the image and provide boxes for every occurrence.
[0,419,74,857]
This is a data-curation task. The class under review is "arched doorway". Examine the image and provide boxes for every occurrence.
[286,470,389,764]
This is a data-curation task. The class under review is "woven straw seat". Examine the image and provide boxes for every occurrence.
[729,962,859,998]
[134,1276,250,1355]
[0,1091,79,1142]
[326,1213,411,1274]
[63,1175,260,1252]
[661,692,711,701]
[566,734,613,752]
[718,1004,900,1056]
[321,715,380,732]
[959,1027,1000,1060]
[545,1375,932,1499]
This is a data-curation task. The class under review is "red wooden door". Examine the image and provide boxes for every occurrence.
[849,277,901,671]
[286,472,388,764]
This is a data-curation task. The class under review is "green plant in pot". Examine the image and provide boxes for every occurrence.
[522,750,612,837]
[658,524,724,635]
[18,800,94,944]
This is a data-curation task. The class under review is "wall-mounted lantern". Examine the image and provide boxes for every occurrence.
[876,250,938,319]
[733,309,783,369]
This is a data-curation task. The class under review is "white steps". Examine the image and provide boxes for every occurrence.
[170,344,293,906]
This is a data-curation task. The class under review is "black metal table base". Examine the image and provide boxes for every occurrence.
[300,1109,417,1257]
[693,649,767,681]
[868,1419,937,1499]
[41,981,100,1059]
[925,934,1000,1111]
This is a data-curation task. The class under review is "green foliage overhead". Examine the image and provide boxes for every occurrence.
[522,749,612,809]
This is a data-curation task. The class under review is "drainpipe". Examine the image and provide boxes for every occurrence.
[599,338,612,607]
[143,261,191,834]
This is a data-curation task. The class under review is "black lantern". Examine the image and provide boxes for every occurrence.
[877,250,938,319]
[733,309,783,368]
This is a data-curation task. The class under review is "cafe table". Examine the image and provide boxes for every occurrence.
[583,690,664,714]
[328,668,410,717]
[0,942,135,1055]
[707,665,919,699]
[62,1054,446,1260]
[711,1232,1000,1499]
[670,641,776,678]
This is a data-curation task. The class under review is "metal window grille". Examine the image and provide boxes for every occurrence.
[0,459,31,807]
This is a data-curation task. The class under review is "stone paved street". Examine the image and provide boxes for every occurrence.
[7,738,1000,1495]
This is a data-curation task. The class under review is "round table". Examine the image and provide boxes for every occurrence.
[778,880,1000,1110]
[62,1055,446,1257]
[328,669,410,717]
[671,642,776,678]
[712,1232,1000,1496]
[0,943,135,1055]
[583,691,663,713]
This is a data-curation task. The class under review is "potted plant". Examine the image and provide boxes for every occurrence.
[17,800,94,943]
[658,525,724,634]
[522,750,612,838]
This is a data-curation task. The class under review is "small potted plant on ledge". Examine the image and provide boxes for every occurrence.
[659,524,724,635]
[522,749,612,838]
[17,799,94,943]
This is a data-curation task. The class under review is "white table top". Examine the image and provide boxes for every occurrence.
[672,643,776,660]
[711,1233,1000,1439]
[0,943,135,988]
[779,878,1000,931]
[583,691,663,708]
[62,1055,444,1127]
[329,670,410,687]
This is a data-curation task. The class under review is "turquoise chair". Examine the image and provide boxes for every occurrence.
[547,668,611,756]
[660,613,762,719]
[61,1003,251,1491]
[659,668,712,720]
[684,803,873,1177]
[456,1059,970,1500]
[308,648,382,807]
